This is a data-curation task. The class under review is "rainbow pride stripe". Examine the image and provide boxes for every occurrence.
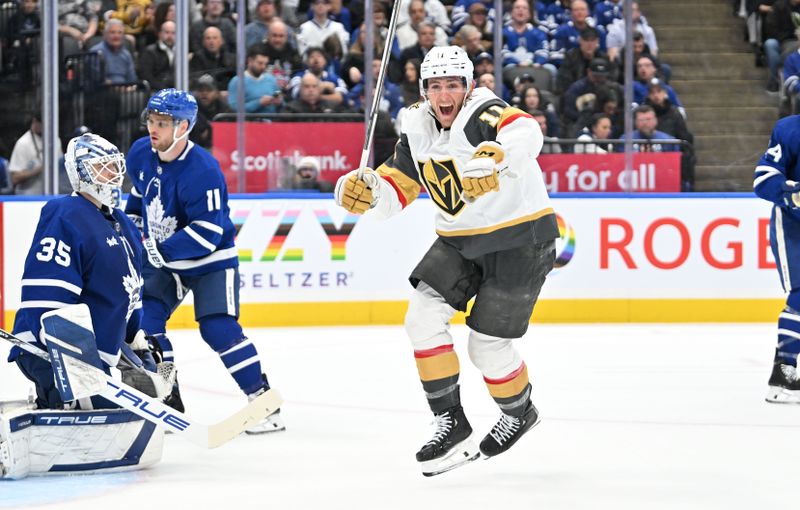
[232,210,251,261]
[261,209,302,261]
[314,210,359,261]
[554,214,575,268]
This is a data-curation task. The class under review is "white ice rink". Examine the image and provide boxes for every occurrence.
[1,323,799,510]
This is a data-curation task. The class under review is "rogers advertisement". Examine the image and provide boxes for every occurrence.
[212,122,681,193]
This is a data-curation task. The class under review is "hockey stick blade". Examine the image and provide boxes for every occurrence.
[0,327,282,449]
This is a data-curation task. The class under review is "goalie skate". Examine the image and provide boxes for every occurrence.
[766,363,800,404]
[416,406,479,477]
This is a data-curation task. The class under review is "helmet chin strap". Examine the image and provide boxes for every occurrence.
[157,121,191,159]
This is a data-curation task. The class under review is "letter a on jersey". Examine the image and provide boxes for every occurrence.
[419,159,465,216]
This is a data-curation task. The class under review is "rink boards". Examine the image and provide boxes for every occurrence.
[0,194,785,327]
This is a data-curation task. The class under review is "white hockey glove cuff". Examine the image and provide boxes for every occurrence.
[335,168,382,214]
[782,180,800,209]
[143,238,165,268]
[462,142,504,199]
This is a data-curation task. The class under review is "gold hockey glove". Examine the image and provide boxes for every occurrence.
[461,142,504,199]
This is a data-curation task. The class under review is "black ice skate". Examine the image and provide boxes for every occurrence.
[766,361,800,404]
[163,376,185,414]
[416,405,479,477]
[479,401,540,458]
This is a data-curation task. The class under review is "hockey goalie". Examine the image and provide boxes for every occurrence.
[0,134,171,479]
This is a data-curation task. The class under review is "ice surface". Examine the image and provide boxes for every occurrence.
[1,323,798,510]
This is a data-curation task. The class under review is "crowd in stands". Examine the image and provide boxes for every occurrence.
[0,0,705,193]
[741,0,800,115]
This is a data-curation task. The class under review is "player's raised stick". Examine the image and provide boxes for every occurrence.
[356,0,402,180]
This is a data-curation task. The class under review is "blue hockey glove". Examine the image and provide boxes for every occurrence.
[782,180,800,209]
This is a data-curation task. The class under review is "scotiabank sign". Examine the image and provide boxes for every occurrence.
[539,153,682,192]
[212,121,364,193]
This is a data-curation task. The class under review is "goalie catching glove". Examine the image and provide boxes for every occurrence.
[461,141,504,199]
[335,168,382,214]
[117,330,176,399]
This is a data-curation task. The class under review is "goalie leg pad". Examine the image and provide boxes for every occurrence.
[1,405,163,479]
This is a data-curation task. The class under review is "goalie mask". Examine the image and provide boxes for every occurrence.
[65,133,126,209]
[419,46,475,103]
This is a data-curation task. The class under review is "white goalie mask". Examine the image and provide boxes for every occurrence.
[65,133,126,208]
[419,46,475,103]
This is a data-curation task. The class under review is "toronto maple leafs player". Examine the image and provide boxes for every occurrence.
[9,133,150,408]
[125,88,284,433]
[755,115,800,404]
[0,133,167,478]
[335,47,557,476]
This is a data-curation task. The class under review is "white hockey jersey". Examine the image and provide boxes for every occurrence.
[374,87,558,258]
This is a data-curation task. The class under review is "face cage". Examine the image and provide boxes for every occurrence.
[82,152,126,189]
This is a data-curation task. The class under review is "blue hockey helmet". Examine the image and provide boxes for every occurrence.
[65,133,126,208]
[143,88,198,132]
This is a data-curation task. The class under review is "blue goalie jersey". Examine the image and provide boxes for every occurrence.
[10,195,144,369]
[124,137,238,277]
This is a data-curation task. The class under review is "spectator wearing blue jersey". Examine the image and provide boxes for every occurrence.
[633,56,683,117]
[502,0,555,83]
[550,0,607,68]
[289,46,348,104]
[593,0,623,28]
[783,48,800,111]
[347,57,403,118]
[451,0,496,36]
[125,89,285,433]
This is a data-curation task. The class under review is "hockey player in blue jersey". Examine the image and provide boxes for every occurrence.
[8,133,161,408]
[1,133,165,478]
[125,88,284,433]
[755,114,800,404]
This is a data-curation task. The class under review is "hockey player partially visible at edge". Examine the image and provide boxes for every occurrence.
[755,114,800,404]
[335,46,558,476]
[125,88,284,433]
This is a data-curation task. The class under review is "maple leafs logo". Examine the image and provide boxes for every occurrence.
[146,195,177,242]
[120,238,143,321]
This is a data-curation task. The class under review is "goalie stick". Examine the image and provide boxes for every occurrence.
[0,327,282,449]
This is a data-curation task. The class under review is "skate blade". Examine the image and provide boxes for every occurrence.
[765,386,800,404]
[420,438,480,477]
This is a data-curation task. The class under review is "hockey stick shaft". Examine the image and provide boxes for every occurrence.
[0,327,281,449]
[357,0,402,178]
